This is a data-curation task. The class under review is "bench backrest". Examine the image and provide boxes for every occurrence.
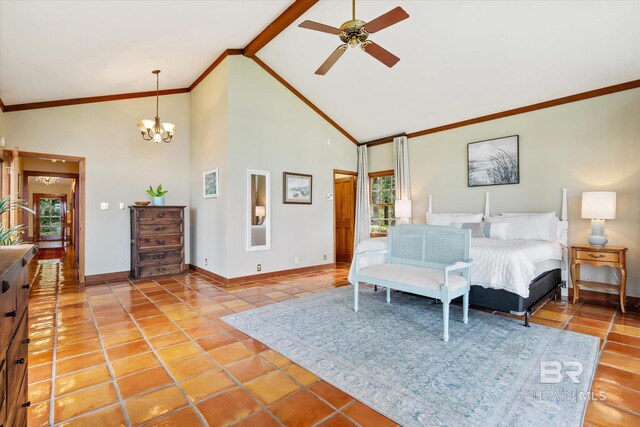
[387,225,471,269]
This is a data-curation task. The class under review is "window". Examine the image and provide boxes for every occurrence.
[369,171,395,235]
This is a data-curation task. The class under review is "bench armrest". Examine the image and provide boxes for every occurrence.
[443,259,473,287]
[354,249,388,274]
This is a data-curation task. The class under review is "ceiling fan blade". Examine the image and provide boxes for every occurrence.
[364,6,410,34]
[315,46,347,75]
[362,42,400,68]
[299,20,342,35]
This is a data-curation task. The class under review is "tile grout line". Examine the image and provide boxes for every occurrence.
[45,262,61,426]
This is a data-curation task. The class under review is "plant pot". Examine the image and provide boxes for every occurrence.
[152,196,165,206]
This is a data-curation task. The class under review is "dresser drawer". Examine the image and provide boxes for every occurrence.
[575,250,619,263]
[137,208,183,223]
[138,235,183,250]
[0,359,6,427]
[16,268,31,322]
[138,222,182,236]
[138,250,183,266]
[6,369,27,427]
[6,313,28,412]
[138,263,183,279]
[0,266,19,352]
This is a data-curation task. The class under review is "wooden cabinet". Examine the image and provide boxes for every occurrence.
[130,206,185,280]
[0,244,35,427]
[571,244,628,312]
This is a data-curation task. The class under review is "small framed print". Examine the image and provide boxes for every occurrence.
[283,172,312,204]
[203,168,219,198]
[467,135,519,187]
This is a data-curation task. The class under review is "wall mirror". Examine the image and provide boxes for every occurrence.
[247,169,271,251]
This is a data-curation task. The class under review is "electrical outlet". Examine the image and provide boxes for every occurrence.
[100,202,109,210]
[257,264,262,272]
[204,258,208,266]
[294,257,299,265]
[119,202,125,210]
[323,254,327,261]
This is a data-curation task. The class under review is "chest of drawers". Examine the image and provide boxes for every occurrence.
[0,244,35,427]
[130,206,186,279]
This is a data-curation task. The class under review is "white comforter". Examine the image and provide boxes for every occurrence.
[348,237,563,298]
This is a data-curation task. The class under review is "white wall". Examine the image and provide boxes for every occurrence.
[3,94,191,275]
[369,88,640,297]
[189,60,230,276]
[224,56,356,278]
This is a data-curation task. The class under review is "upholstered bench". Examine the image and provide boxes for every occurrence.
[353,225,473,342]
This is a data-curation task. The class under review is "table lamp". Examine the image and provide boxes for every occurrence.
[255,205,266,225]
[395,199,412,225]
[581,191,616,247]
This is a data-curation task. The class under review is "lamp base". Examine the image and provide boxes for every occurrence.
[587,234,608,247]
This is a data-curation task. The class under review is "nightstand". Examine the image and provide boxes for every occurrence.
[571,244,628,312]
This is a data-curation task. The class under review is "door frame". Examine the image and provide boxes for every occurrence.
[33,193,67,241]
[333,169,358,264]
[7,149,86,283]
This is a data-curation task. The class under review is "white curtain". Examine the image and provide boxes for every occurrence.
[393,135,411,223]
[354,145,371,251]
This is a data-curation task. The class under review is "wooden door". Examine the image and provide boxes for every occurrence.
[34,193,67,241]
[335,176,356,262]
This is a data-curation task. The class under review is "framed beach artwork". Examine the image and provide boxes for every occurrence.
[203,168,219,198]
[283,172,312,204]
[467,135,519,187]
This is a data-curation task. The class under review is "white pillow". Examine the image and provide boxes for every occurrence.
[426,213,483,226]
[452,222,508,240]
[487,212,559,241]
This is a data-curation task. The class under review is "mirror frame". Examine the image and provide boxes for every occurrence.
[246,169,271,252]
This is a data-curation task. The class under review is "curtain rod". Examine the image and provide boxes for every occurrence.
[359,132,406,147]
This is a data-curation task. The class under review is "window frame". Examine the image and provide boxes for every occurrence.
[368,170,396,237]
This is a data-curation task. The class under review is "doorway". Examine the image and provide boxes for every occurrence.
[34,193,67,241]
[334,170,357,263]
[3,149,86,283]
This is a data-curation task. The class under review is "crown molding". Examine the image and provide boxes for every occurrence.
[3,88,189,113]
[362,78,640,147]
[0,97,5,112]
[243,0,319,58]
[189,48,244,91]
[252,56,359,145]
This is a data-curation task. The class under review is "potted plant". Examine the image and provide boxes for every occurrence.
[0,196,34,245]
[147,184,168,206]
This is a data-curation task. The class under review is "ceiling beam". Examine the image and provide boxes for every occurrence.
[252,56,359,145]
[3,88,189,113]
[243,0,319,58]
[362,78,640,147]
[189,49,243,91]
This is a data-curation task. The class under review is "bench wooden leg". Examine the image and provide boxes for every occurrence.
[443,302,450,342]
[386,287,391,303]
[463,292,469,325]
[354,282,359,312]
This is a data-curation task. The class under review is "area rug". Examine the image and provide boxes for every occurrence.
[222,286,599,427]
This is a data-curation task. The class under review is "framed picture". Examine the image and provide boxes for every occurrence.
[203,168,219,198]
[283,172,312,204]
[467,135,519,187]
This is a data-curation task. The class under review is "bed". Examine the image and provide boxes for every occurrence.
[349,189,569,326]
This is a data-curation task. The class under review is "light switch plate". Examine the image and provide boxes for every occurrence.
[119,202,125,210]
[100,202,109,210]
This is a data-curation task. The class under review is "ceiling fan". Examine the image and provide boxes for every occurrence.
[299,0,409,75]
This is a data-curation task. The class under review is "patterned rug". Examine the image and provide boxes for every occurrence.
[223,286,599,427]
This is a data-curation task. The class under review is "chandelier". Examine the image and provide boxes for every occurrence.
[137,70,175,143]
[36,176,60,185]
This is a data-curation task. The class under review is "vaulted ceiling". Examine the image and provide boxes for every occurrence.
[2,1,639,142]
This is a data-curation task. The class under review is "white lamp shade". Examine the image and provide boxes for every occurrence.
[140,119,155,130]
[395,199,412,218]
[581,191,616,219]
[162,122,175,134]
[255,206,266,217]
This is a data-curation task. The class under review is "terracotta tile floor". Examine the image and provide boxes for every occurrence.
[24,248,640,426]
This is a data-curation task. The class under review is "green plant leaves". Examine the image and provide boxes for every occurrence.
[146,184,168,197]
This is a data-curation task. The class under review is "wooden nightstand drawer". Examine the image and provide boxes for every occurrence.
[575,250,619,263]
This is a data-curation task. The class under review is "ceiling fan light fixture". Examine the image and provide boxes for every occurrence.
[138,70,175,143]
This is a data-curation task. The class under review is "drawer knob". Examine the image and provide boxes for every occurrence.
[1,281,9,293]
[23,338,31,344]
[157,239,165,245]
[588,253,606,259]
[22,258,27,267]
[6,310,17,318]
[22,284,30,289]
[15,358,25,365]
[22,401,31,408]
